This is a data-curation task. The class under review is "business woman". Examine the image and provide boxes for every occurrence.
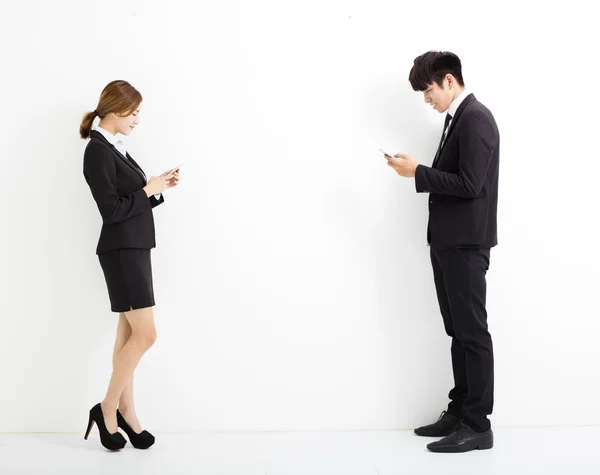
[79,80,179,450]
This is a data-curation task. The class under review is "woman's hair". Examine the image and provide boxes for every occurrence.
[79,80,143,139]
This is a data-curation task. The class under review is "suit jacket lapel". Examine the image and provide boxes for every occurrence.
[90,131,147,183]
[444,93,476,144]
[432,93,476,168]
[126,153,147,181]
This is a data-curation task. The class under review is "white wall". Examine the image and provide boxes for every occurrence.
[1,0,598,433]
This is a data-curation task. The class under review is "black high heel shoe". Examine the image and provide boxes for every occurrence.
[117,410,155,449]
[84,403,127,450]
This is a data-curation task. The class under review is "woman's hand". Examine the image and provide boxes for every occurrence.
[166,170,180,188]
[144,173,174,196]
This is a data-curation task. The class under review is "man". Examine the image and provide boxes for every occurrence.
[385,51,499,453]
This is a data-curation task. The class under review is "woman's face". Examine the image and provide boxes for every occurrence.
[113,101,143,136]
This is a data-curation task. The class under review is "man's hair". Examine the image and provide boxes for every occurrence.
[408,51,465,91]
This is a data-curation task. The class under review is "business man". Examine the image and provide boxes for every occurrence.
[385,51,499,453]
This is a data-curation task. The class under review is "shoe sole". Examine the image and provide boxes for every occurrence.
[427,440,494,453]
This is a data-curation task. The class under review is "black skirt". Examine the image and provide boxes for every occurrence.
[98,248,155,313]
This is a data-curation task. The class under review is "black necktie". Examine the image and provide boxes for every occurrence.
[432,113,452,166]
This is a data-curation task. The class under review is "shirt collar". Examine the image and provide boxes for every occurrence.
[94,125,126,150]
[447,89,469,118]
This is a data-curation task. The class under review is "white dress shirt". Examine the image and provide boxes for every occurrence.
[94,125,161,200]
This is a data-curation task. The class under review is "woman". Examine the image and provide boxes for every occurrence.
[79,80,179,450]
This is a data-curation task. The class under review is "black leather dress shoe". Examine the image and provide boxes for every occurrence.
[427,422,493,453]
[414,411,461,437]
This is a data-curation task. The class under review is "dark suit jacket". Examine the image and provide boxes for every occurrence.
[415,94,499,250]
[83,130,164,255]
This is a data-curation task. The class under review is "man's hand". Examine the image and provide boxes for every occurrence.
[385,153,418,178]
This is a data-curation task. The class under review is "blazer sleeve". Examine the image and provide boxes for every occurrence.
[150,193,165,208]
[415,110,496,198]
[84,144,152,224]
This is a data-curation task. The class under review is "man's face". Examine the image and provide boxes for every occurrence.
[423,76,454,113]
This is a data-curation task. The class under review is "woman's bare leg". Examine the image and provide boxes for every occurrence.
[101,307,156,433]
[110,313,143,432]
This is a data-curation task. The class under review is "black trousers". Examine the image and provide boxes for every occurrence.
[430,247,494,432]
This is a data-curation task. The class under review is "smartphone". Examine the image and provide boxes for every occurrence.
[379,149,396,160]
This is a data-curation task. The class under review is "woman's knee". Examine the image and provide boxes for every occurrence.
[126,307,157,348]
[132,326,156,349]
[145,328,157,347]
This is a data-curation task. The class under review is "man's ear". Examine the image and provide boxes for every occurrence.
[447,74,459,90]
[445,74,454,89]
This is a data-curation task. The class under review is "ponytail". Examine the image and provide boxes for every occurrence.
[79,110,99,139]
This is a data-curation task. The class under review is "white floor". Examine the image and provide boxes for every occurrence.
[1,427,599,475]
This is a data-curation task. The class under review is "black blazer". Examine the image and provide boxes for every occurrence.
[83,130,164,255]
[415,94,499,250]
